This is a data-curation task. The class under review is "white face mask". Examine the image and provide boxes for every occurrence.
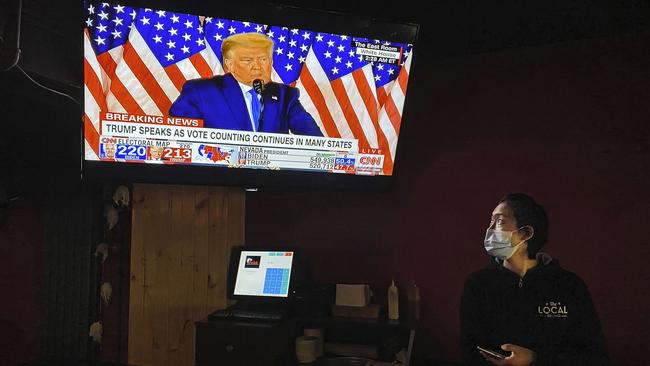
[484,228,525,260]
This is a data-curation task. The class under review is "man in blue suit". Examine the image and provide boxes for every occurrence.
[169,32,323,137]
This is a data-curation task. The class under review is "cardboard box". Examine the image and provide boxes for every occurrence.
[335,284,370,307]
[331,304,381,319]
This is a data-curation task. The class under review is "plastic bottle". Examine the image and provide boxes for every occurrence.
[407,280,421,321]
[388,279,399,320]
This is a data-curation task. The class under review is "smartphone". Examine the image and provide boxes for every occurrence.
[476,346,509,359]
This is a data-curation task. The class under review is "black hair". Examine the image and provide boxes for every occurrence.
[498,193,549,259]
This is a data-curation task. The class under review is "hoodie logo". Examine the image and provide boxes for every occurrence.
[538,301,568,318]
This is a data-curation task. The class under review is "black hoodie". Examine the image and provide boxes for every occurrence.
[460,253,610,366]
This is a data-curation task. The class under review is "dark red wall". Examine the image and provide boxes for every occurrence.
[2,31,649,366]
[246,32,650,365]
[0,202,43,365]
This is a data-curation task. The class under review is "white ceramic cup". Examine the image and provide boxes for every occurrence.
[295,335,318,363]
[304,328,324,357]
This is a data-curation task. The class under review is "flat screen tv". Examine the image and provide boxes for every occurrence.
[82,1,419,190]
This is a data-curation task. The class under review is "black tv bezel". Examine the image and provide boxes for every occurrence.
[226,246,299,303]
[82,159,393,191]
[115,0,420,43]
[81,0,419,192]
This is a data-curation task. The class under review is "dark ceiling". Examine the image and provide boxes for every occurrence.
[3,0,650,86]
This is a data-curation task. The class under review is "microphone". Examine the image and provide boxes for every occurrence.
[252,79,265,94]
[252,79,265,127]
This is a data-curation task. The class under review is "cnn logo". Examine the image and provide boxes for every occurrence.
[359,155,383,167]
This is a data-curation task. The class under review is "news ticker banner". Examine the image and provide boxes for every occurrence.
[85,113,387,175]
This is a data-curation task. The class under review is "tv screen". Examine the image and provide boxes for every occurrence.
[229,248,296,300]
[82,1,418,188]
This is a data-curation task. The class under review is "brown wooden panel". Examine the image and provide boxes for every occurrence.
[226,188,246,248]
[166,185,184,366]
[128,184,244,366]
[192,186,210,328]
[128,184,148,366]
[178,185,198,366]
[207,186,228,312]
[226,188,245,309]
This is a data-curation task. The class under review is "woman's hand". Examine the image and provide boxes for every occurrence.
[481,344,536,366]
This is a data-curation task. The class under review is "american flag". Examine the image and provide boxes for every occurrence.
[84,2,413,175]
[295,34,412,173]
[266,26,314,85]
